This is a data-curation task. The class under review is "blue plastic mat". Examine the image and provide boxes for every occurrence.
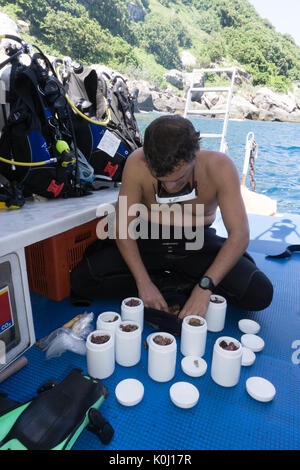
[1,219,300,450]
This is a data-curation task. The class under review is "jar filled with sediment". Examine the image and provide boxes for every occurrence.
[148,332,177,382]
[115,321,141,367]
[96,311,121,336]
[211,336,242,387]
[180,315,207,357]
[86,330,115,379]
[205,294,227,332]
[121,297,144,331]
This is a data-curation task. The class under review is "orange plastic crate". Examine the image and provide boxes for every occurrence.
[25,218,100,301]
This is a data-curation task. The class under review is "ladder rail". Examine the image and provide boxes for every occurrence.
[191,67,236,74]
[220,67,236,153]
[186,109,227,115]
[188,87,230,92]
[183,86,192,119]
[184,67,237,153]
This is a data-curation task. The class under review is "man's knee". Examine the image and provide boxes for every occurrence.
[243,270,274,311]
[70,259,98,300]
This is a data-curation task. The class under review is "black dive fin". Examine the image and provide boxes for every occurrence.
[266,244,300,259]
[0,369,109,450]
[86,407,114,445]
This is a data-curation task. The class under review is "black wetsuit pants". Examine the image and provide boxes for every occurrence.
[70,225,273,311]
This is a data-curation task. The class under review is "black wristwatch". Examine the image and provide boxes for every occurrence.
[198,275,215,292]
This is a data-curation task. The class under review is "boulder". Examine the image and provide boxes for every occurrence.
[288,111,300,122]
[17,20,29,33]
[127,80,156,112]
[127,2,146,22]
[244,108,260,121]
[293,89,300,110]
[151,90,185,113]
[189,101,209,112]
[0,13,20,62]
[229,95,260,120]
[0,12,19,38]
[257,108,290,122]
[208,95,227,114]
[164,69,184,90]
[201,91,219,109]
[234,67,252,86]
[127,78,187,113]
[253,87,297,114]
[184,71,205,102]
[181,50,197,69]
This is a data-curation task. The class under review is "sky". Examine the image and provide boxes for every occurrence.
[247,0,300,47]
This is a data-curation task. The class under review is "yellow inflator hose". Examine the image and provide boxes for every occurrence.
[0,156,55,166]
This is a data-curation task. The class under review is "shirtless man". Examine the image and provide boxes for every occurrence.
[71,115,273,317]
[114,115,273,317]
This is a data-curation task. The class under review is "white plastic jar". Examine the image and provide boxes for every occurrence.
[180,315,207,357]
[211,336,242,387]
[148,332,177,382]
[96,311,121,336]
[121,297,144,331]
[205,294,227,332]
[86,330,115,380]
[115,320,141,367]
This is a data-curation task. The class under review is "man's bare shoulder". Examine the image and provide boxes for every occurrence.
[126,147,147,166]
[122,147,149,179]
[199,149,238,179]
[199,149,232,164]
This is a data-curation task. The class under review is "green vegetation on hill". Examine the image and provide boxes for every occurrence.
[1,0,300,92]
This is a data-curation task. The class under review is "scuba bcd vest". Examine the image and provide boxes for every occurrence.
[0,35,93,207]
[56,59,142,183]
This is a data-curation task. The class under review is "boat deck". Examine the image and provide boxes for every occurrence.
[1,212,300,450]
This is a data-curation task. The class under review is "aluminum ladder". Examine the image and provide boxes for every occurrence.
[184,67,237,153]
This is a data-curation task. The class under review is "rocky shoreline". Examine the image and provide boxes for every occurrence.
[127,70,300,123]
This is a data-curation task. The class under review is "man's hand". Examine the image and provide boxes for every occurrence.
[178,285,211,319]
[138,280,169,312]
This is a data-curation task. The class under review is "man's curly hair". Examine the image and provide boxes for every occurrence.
[143,115,200,177]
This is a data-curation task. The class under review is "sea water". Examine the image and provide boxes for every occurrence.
[136,113,300,215]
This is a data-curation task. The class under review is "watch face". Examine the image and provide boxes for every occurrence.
[201,277,210,288]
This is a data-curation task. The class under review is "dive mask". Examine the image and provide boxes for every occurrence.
[155,170,198,204]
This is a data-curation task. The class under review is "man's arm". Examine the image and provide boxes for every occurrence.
[203,154,250,285]
[179,154,249,318]
[115,150,169,310]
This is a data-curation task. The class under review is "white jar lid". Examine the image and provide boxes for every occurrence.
[246,377,276,402]
[241,334,265,352]
[181,356,207,377]
[241,347,256,366]
[115,379,144,407]
[169,382,199,409]
[238,319,261,335]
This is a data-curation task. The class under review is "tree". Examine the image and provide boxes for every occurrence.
[77,0,135,43]
[136,14,181,69]
[41,9,137,67]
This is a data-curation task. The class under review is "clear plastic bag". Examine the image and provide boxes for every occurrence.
[36,312,94,359]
